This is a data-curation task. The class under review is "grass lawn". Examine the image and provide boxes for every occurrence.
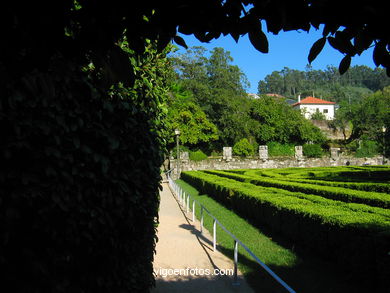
[176,179,373,293]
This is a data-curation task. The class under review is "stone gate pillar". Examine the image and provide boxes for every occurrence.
[295,146,303,161]
[223,147,232,161]
[259,145,268,161]
[330,147,340,161]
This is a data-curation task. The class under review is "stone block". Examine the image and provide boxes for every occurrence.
[330,147,340,160]
[259,145,268,161]
[295,146,303,161]
[223,147,232,161]
[180,151,189,161]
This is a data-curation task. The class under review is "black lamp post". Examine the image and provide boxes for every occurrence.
[383,126,387,165]
[174,129,180,178]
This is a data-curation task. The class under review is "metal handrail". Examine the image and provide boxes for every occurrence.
[167,175,296,293]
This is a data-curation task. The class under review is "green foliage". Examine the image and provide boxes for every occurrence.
[243,167,390,192]
[355,140,379,158]
[250,97,326,144]
[206,170,390,208]
[303,143,324,158]
[172,48,333,150]
[233,138,255,157]
[257,65,389,100]
[267,142,295,157]
[167,98,219,148]
[0,41,170,292]
[310,110,327,120]
[189,149,208,161]
[171,47,251,146]
[180,169,390,290]
[210,150,222,157]
[347,86,390,144]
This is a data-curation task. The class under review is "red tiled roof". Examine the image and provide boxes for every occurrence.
[292,96,336,107]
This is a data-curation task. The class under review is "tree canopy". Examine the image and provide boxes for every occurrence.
[169,46,327,151]
[171,47,251,148]
[166,84,219,148]
[258,65,390,102]
[1,0,388,85]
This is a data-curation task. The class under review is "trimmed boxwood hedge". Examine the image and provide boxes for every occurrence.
[242,168,390,193]
[204,170,390,208]
[0,53,166,291]
[180,170,390,290]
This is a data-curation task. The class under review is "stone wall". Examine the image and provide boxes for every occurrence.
[311,119,351,140]
[171,155,386,175]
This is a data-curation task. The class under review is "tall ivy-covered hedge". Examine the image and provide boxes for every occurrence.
[0,42,169,292]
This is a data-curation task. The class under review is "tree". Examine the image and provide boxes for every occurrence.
[258,71,284,95]
[166,84,219,150]
[233,138,255,157]
[347,86,390,144]
[250,96,326,144]
[329,100,352,140]
[172,47,252,147]
[258,65,388,100]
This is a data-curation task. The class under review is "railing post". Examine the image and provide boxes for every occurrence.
[186,195,189,213]
[233,240,239,286]
[192,201,195,222]
[200,206,204,234]
[213,219,217,251]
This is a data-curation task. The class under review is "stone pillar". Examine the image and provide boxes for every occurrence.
[295,146,303,161]
[330,147,340,161]
[259,145,268,161]
[181,151,189,161]
[180,152,189,172]
[223,147,232,161]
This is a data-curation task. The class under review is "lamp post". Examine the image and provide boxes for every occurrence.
[383,126,387,165]
[174,129,180,179]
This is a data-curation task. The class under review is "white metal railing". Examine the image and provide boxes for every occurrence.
[167,174,296,292]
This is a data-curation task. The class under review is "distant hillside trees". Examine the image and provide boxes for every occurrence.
[258,65,390,103]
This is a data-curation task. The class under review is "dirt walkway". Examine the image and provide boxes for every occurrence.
[152,183,254,293]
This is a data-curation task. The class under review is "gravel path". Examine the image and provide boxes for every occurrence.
[152,183,254,293]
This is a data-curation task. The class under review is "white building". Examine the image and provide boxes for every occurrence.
[292,96,336,120]
[247,93,260,99]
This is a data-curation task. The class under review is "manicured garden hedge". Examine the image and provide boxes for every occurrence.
[0,56,165,291]
[180,170,390,289]
[204,170,390,208]
[242,168,390,193]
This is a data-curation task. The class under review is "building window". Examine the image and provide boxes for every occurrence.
[323,109,328,113]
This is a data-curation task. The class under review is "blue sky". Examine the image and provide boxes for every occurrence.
[175,27,376,94]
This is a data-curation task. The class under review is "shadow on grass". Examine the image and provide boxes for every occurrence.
[214,207,379,293]
[217,245,374,293]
